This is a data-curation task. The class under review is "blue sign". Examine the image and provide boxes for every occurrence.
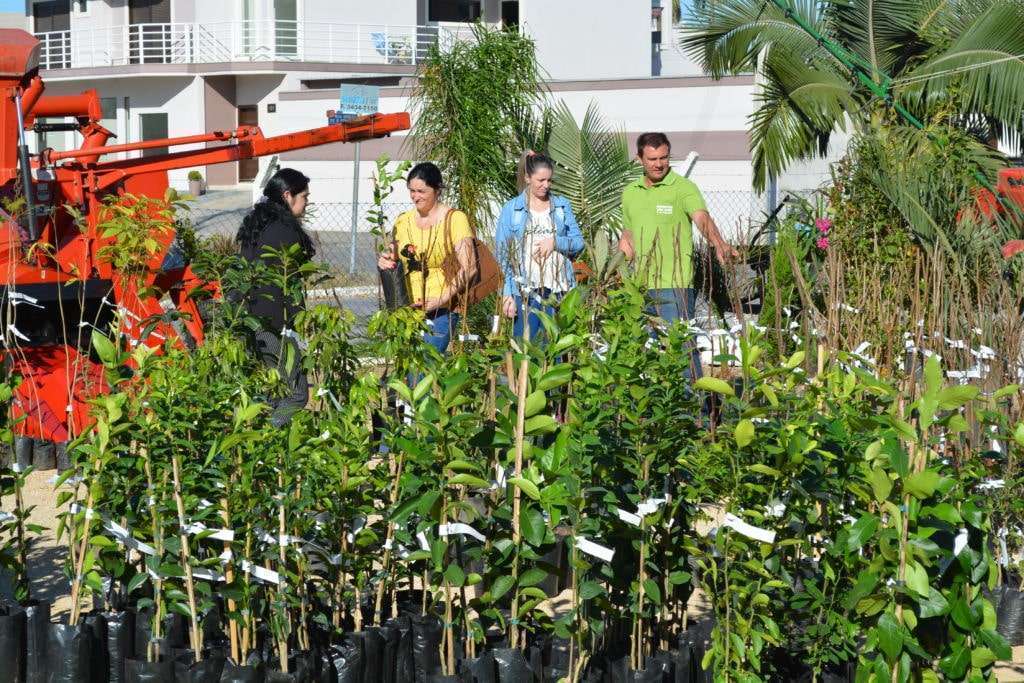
[339,85,380,118]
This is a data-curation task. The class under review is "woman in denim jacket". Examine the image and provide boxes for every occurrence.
[495,152,585,340]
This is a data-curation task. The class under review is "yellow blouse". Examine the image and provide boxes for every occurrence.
[393,209,473,302]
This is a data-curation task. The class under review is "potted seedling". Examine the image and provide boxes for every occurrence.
[188,170,206,197]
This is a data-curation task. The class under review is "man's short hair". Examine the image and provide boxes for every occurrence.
[636,132,671,157]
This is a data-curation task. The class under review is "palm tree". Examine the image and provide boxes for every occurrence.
[680,0,1024,191]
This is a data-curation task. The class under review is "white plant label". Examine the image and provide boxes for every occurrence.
[576,536,615,562]
[616,508,642,527]
[723,513,776,544]
[438,523,486,543]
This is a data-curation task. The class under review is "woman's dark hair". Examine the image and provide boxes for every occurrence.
[407,162,444,193]
[236,167,314,257]
[516,150,555,192]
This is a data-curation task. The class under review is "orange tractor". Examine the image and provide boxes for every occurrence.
[0,29,409,464]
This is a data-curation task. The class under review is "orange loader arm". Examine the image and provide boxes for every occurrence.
[47,112,410,197]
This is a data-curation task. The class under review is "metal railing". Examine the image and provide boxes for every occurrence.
[34,20,478,70]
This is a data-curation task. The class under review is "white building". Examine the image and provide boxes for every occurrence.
[22,0,832,235]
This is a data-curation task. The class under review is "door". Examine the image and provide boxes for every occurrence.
[33,0,71,69]
[238,106,259,182]
[139,113,169,158]
[129,0,172,64]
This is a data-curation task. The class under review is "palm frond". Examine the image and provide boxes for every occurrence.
[546,100,641,242]
[748,57,854,190]
[898,0,1024,143]
[826,0,936,76]
[679,0,833,77]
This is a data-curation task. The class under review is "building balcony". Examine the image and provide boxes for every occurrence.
[33,20,477,72]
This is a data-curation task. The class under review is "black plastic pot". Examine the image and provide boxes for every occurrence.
[23,600,50,683]
[84,611,110,683]
[411,616,443,682]
[998,585,1024,646]
[124,658,174,683]
[459,651,497,683]
[383,619,415,683]
[219,660,265,683]
[106,609,136,683]
[46,622,92,683]
[360,628,384,683]
[331,635,365,683]
[31,439,56,471]
[492,648,538,683]
[0,606,26,683]
[14,437,32,471]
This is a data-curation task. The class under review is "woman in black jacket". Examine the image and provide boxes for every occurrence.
[236,168,315,426]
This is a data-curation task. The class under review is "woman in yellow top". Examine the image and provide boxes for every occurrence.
[378,162,477,353]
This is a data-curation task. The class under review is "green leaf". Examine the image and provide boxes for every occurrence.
[447,460,482,473]
[524,415,558,435]
[784,351,805,369]
[412,374,434,403]
[905,470,940,499]
[918,588,949,619]
[940,644,970,679]
[579,580,605,600]
[978,628,1012,661]
[448,474,491,489]
[520,506,546,547]
[748,464,781,477]
[905,561,929,597]
[523,391,546,418]
[869,467,892,502]
[994,384,1020,400]
[734,419,755,448]
[126,573,149,595]
[642,579,662,606]
[876,612,903,661]
[536,364,573,391]
[510,477,541,501]
[937,385,979,409]
[970,647,997,668]
[519,568,548,587]
[443,564,465,587]
[693,377,734,396]
[846,514,879,553]
[491,575,516,601]
[91,330,117,366]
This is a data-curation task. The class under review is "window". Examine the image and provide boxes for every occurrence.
[139,113,169,158]
[98,97,117,160]
[428,0,481,23]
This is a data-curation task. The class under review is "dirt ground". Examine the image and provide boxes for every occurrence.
[9,470,1024,681]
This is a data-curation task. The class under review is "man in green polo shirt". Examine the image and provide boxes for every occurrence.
[619,132,737,378]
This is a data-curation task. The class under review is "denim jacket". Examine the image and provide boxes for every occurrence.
[495,192,585,298]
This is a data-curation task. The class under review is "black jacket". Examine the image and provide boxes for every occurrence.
[237,202,314,332]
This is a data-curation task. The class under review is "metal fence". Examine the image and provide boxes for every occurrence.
[188,191,769,279]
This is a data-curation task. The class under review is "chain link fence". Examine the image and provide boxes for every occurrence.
[188,190,771,282]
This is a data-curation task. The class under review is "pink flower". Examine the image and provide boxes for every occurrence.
[816,236,830,250]
[815,217,832,233]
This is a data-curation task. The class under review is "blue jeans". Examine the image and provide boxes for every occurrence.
[513,289,561,342]
[645,288,703,381]
[424,308,460,354]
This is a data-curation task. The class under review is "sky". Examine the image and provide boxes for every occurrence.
[0,0,21,12]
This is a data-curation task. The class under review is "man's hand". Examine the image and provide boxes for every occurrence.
[378,241,398,270]
[502,295,518,318]
[532,236,555,263]
[713,239,740,265]
[618,231,635,261]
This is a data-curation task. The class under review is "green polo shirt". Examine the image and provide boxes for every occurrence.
[621,170,707,289]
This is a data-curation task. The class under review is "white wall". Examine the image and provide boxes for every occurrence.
[519,0,650,80]
[555,82,755,133]
[34,76,207,191]
[0,11,27,29]
[302,0,417,27]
